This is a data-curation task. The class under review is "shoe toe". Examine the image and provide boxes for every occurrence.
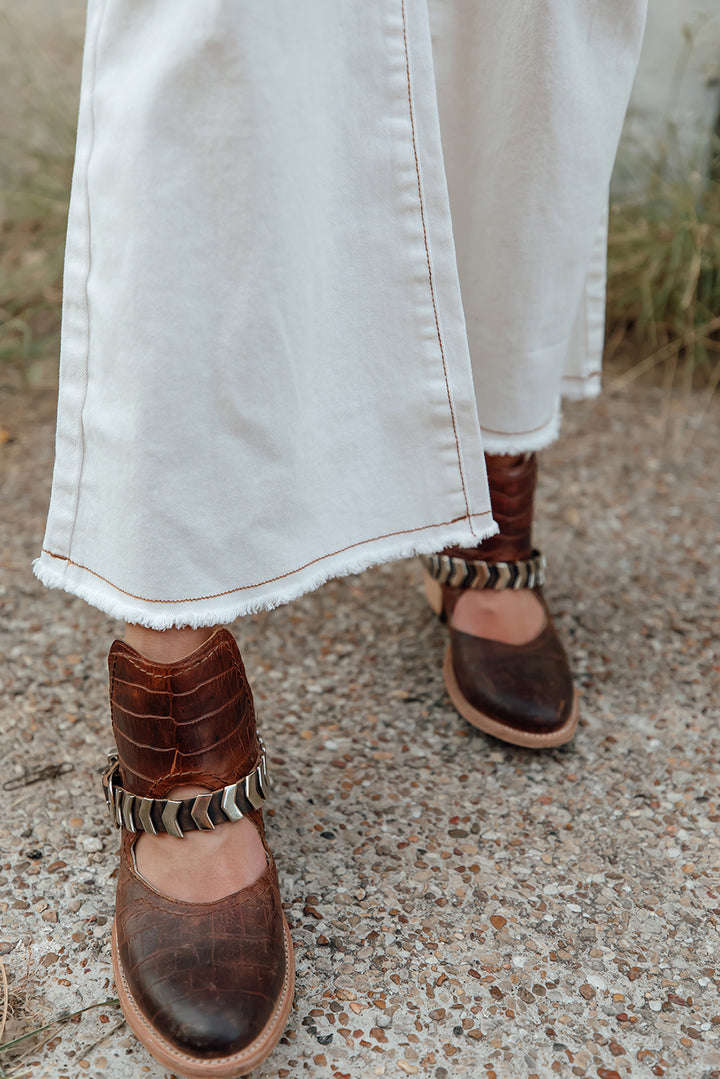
[148,984,276,1057]
[116,849,289,1064]
[450,623,575,736]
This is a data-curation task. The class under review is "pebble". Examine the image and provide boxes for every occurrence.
[2,383,719,1078]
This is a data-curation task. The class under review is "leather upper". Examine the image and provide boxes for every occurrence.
[109,629,260,798]
[449,595,575,734]
[115,830,288,1057]
[440,453,575,738]
[109,628,289,1060]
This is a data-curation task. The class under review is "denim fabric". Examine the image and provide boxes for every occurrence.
[35,0,646,627]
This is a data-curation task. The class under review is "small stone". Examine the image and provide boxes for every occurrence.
[490,915,507,930]
[79,836,102,853]
[397,1062,419,1075]
[579,984,595,1000]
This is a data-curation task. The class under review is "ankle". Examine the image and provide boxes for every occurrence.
[123,623,219,663]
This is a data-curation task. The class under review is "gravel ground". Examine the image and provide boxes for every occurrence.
[0,383,719,1079]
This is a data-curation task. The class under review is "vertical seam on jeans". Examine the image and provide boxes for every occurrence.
[400,0,474,535]
[64,0,107,564]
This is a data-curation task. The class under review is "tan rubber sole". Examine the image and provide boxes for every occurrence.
[443,644,579,748]
[111,915,295,1079]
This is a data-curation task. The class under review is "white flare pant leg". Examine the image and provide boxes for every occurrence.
[428,0,647,450]
[35,0,646,629]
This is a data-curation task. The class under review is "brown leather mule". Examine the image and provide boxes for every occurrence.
[423,453,578,748]
[102,629,294,1078]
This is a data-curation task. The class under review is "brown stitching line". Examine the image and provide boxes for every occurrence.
[41,510,492,605]
[561,371,602,381]
[400,0,474,534]
[480,417,557,437]
[65,0,106,571]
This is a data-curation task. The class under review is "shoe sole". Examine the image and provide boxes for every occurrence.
[443,644,579,748]
[111,914,295,1079]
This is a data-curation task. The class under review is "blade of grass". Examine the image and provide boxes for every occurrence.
[0,998,120,1055]
[0,960,7,1046]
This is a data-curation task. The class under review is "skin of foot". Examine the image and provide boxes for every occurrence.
[134,797,268,903]
[450,587,546,645]
[124,623,268,904]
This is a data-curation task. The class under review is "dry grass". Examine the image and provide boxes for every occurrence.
[0,8,79,388]
[606,168,720,395]
[0,948,120,1079]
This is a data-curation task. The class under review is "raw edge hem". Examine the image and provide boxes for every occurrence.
[480,409,562,456]
[32,516,498,630]
[561,377,601,402]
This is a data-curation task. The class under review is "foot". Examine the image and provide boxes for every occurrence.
[450,587,546,645]
[135,785,267,902]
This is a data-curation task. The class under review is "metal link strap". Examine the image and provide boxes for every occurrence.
[421,549,546,591]
[101,739,270,837]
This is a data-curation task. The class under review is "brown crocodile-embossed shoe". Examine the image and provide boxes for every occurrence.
[101,629,294,1078]
[422,453,578,748]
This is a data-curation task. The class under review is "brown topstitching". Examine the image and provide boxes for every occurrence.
[42,510,493,605]
[400,0,473,533]
[481,416,557,437]
[51,1,486,609]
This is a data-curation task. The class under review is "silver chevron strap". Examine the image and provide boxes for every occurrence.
[101,738,270,837]
[421,549,546,591]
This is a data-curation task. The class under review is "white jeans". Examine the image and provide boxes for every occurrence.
[35,0,647,628]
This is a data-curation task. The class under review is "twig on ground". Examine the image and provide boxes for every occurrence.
[0,959,7,1045]
[0,998,120,1055]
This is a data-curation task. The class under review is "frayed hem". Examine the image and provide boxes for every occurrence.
[561,376,601,402]
[480,409,562,456]
[32,515,498,629]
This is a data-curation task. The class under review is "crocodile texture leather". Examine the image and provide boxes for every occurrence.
[109,629,291,1064]
[445,453,536,564]
[438,453,577,743]
[109,630,259,798]
[449,593,575,736]
[115,830,288,1057]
